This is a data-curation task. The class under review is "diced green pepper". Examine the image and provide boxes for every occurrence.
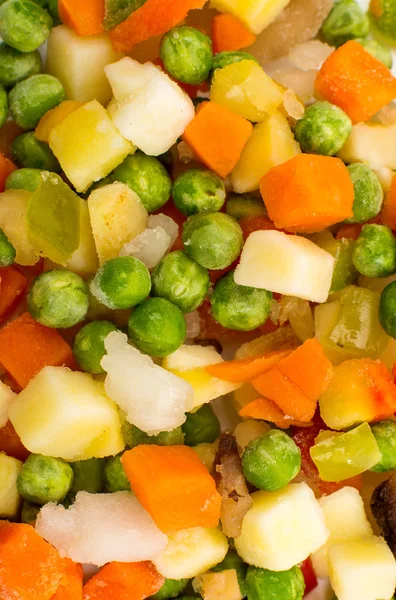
[310,230,358,292]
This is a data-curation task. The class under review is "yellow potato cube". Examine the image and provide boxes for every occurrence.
[49,100,133,192]
[193,570,242,600]
[210,0,291,34]
[66,199,99,276]
[88,182,148,264]
[36,100,83,143]
[0,453,22,519]
[338,123,396,171]
[231,111,301,193]
[0,190,40,266]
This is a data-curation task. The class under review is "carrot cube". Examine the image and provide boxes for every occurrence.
[0,521,63,600]
[51,558,83,600]
[239,397,313,429]
[183,101,253,178]
[380,174,396,231]
[0,312,74,388]
[260,154,354,233]
[0,153,16,193]
[0,266,27,322]
[82,561,164,600]
[212,14,256,53]
[315,40,396,123]
[204,349,292,383]
[122,445,222,532]
[58,0,104,37]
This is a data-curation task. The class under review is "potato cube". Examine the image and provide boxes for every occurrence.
[0,381,15,429]
[0,453,22,519]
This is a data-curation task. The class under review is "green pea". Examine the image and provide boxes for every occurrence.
[211,270,272,331]
[0,43,41,89]
[246,565,305,600]
[182,212,243,270]
[294,102,352,156]
[103,0,146,30]
[172,169,226,216]
[90,256,151,310]
[150,578,189,600]
[226,194,267,220]
[369,0,396,42]
[128,297,186,357]
[242,430,301,491]
[70,458,104,494]
[320,0,370,47]
[0,228,16,266]
[9,74,65,130]
[113,153,172,213]
[103,453,131,492]
[11,131,60,172]
[151,251,210,314]
[356,37,393,68]
[212,550,247,597]
[380,281,396,338]
[353,224,396,278]
[73,320,118,375]
[182,404,220,446]
[5,167,43,192]
[370,420,396,472]
[160,26,213,85]
[344,163,383,224]
[20,499,41,524]
[17,453,74,505]
[0,0,53,52]
[122,420,184,448]
[28,269,89,328]
[212,50,259,75]
[0,84,8,129]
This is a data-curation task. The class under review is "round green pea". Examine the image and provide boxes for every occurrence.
[370,420,396,472]
[9,74,65,130]
[21,499,41,524]
[11,131,60,172]
[182,212,243,270]
[0,43,41,89]
[113,153,172,213]
[151,250,210,314]
[246,565,305,600]
[294,101,352,156]
[0,84,8,129]
[17,454,74,505]
[0,0,53,53]
[128,297,186,357]
[28,269,89,328]
[242,430,301,491]
[356,37,393,68]
[149,579,189,600]
[103,454,131,493]
[73,320,118,375]
[70,458,104,494]
[212,550,247,597]
[5,167,43,192]
[172,169,226,216]
[90,256,151,310]
[212,51,259,75]
[344,163,383,224]
[353,224,396,278]
[182,404,220,446]
[320,0,370,47]
[211,270,272,331]
[380,281,396,338]
[122,420,185,448]
[0,228,16,266]
[369,0,396,42]
[160,25,213,85]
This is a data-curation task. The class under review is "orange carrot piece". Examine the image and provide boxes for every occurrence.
[183,101,253,178]
[260,154,354,234]
[253,366,316,423]
[51,559,83,600]
[82,562,164,600]
[239,397,313,429]
[380,174,396,231]
[109,0,206,52]
[0,521,63,600]
[204,349,292,383]
[58,0,105,36]
[277,339,333,401]
[0,312,74,388]
[335,223,362,240]
[122,445,222,532]
[212,14,256,53]
[0,153,16,193]
[315,40,396,123]
[0,266,27,322]
[0,420,30,461]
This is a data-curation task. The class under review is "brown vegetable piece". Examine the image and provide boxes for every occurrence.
[213,432,252,538]
[371,473,396,555]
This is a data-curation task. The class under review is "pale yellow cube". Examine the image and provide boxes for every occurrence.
[338,123,396,171]
[0,190,40,266]
[210,0,291,34]
[66,199,99,276]
[193,570,242,600]
[0,381,15,429]
[0,453,22,519]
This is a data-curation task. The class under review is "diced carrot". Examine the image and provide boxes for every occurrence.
[277,339,333,401]
[0,153,16,193]
[58,0,105,36]
[212,14,256,53]
[51,559,83,600]
[0,312,74,388]
[0,266,27,322]
[335,223,362,240]
[122,445,222,532]
[182,101,253,178]
[204,349,292,383]
[109,0,206,52]
[260,154,354,234]
[239,397,313,429]
[315,40,396,123]
[0,521,63,600]
[82,562,164,600]
[0,420,30,461]
[0,121,24,159]
[238,216,277,241]
[380,174,396,231]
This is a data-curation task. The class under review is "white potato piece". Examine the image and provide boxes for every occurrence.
[0,381,15,429]
[0,454,22,519]
[338,123,396,171]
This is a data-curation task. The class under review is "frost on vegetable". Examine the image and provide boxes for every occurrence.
[36,491,168,566]
[120,226,171,270]
[101,331,194,435]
